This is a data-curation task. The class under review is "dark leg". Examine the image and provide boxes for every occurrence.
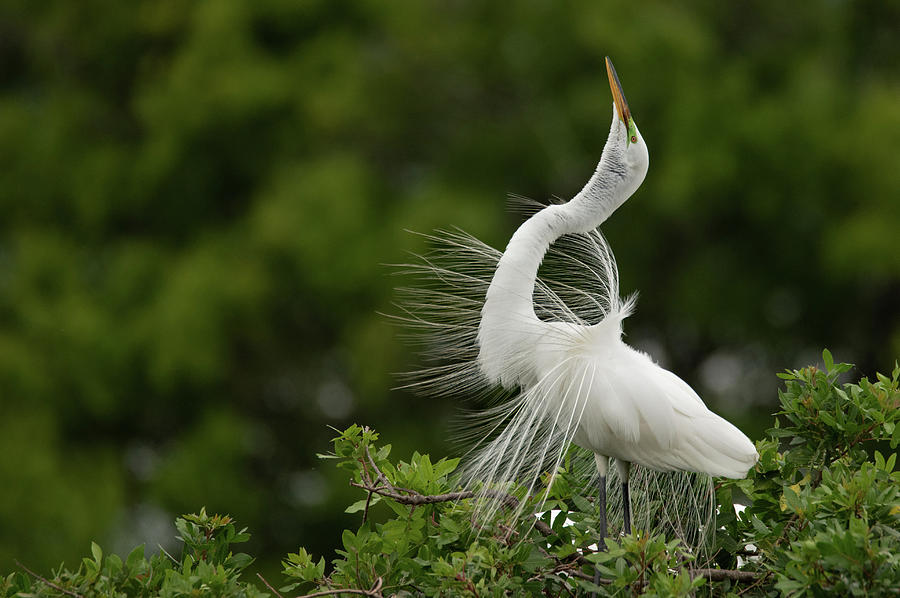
[597,475,608,541]
[618,460,633,536]
[591,475,606,598]
[592,474,606,595]
[592,456,609,597]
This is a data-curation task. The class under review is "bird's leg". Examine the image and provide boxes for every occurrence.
[594,454,609,544]
[598,474,608,540]
[617,460,632,535]
[592,454,609,596]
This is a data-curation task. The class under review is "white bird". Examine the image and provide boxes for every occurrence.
[395,57,758,560]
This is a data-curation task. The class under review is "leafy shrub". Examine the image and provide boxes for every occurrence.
[721,351,900,596]
[3,352,898,597]
[287,352,899,596]
[2,508,263,598]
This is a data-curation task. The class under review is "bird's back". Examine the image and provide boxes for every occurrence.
[532,322,758,479]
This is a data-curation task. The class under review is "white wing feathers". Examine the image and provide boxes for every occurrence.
[527,324,757,479]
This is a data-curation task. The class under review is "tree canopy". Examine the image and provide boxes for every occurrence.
[0,0,898,578]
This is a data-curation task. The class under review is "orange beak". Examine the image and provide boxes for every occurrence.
[606,57,631,124]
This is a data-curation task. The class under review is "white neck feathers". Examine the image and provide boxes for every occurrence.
[477,156,628,388]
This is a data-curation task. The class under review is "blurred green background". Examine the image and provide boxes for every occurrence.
[1,0,898,580]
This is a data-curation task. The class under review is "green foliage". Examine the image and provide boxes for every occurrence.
[175,508,254,571]
[587,535,705,597]
[2,354,898,596]
[2,0,899,574]
[285,354,899,596]
[719,351,900,596]
[2,509,263,598]
[280,426,712,596]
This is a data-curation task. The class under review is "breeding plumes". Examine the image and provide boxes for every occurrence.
[394,58,758,563]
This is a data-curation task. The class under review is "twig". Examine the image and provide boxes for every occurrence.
[690,568,761,582]
[832,422,879,465]
[295,589,375,597]
[737,569,772,596]
[257,573,285,598]
[15,560,83,598]
[350,482,482,506]
[363,441,390,490]
[568,569,597,582]
[534,519,554,536]
[158,543,180,564]
[350,478,519,510]
[296,576,383,598]
[360,489,374,524]
[356,432,520,508]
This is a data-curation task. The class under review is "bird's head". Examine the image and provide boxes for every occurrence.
[601,57,649,202]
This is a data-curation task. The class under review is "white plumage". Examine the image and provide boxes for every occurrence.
[480,252,757,481]
[395,58,757,552]
[475,59,757,490]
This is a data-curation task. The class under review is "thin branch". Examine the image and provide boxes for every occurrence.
[691,568,762,582]
[566,568,596,582]
[534,519,554,536]
[296,577,383,598]
[361,489,374,525]
[257,573,285,598]
[350,481,482,506]
[294,589,375,598]
[356,431,521,508]
[350,477,518,510]
[158,543,180,564]
[15,560,83,598]
[363,441,390,490]
[832,422,880,465]
[737,569,772,596]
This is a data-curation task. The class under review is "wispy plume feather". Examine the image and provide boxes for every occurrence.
[389,197,715,556]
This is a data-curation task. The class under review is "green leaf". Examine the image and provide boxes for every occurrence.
[433,457,461,479]
[571,495,593,513]
[750,514,771,535]
[341,529,358,552]
[225,552,254,571]
[521,545,548,572]
[105,553,123,575]
[91,541,103,564]
[383,498,409,518]
[126,544,145,571]
[575,578,605,594]
[345,497,378,513]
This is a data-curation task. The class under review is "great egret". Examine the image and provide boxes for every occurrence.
[396,57,758,567]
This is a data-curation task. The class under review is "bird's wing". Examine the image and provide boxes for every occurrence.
[582,345,678,452]
[584,346,757,477]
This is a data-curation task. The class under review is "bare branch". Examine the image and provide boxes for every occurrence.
[15,560,83,598]
[350,482,478,505]
[294,589,375,598]
[257,573,285,598]
[691,568,762,582]
[362,437,391,490]
[296,577,383,598]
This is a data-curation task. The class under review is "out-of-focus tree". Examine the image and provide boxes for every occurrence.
[0,0,897,576]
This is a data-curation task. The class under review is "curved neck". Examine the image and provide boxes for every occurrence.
[484,203,578,322]
[476,162,627,387]
[484,161,625,322]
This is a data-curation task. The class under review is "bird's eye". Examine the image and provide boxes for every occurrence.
[631,135,637,144]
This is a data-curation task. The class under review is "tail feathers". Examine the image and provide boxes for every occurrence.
[675,415,758,478]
